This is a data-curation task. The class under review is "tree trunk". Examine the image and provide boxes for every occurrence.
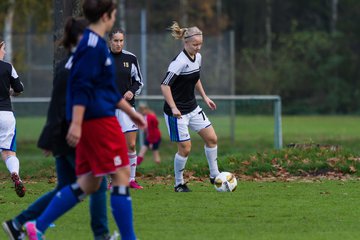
[118,0,126,31]
[53,0,82,66]
[4,0,15,62]
[265,0,272,64]
[331,0,338,34]
[215,0,222,86]
[180,0,188,26]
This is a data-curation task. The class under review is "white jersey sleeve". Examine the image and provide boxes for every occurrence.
[11,65,19,79]
[162,59,186,86]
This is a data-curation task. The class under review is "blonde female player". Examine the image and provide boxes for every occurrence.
[160,22,220,192]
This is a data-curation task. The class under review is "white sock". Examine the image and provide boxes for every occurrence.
[5,155,20,175]
[204,145,220,178]
[174,153,188,186]
[129,151,137,181]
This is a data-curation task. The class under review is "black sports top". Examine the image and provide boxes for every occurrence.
[0,60,23,111]
[161,50,201,115]
[110,50,143,107]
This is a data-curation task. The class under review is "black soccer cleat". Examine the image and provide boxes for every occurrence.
[2,220,25,240]
[210,177,215,185]
[174,183,191,192]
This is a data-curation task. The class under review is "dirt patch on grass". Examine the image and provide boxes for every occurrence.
[136,170,360,185]
[1,169,359,186]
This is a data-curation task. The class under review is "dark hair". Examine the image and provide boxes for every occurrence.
[83,0,116,23]
[0,40,4,48]
[61,17,89,51]
[108,28,125,40]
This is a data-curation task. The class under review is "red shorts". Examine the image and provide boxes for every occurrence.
[75,116,129,177]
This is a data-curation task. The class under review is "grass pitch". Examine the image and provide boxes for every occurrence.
[1,115,360,239]
[1,180,360,240]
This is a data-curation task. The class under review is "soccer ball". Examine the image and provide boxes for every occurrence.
[214,172,237,192]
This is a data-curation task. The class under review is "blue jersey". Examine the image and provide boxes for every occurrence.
[65,28,122,121]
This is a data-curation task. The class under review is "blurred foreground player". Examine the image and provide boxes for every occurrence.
[23,0,145,239]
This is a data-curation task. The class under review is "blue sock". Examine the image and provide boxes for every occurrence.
[36,184,83,233]
[111,186,136,240]
[90,177,109,237]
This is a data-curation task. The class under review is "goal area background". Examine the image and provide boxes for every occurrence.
[12,95,282,149]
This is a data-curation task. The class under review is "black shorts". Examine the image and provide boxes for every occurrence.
[144,138,161,150]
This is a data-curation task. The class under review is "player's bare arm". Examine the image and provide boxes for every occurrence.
[161,84,182,118]
[195,80,216,110]
[66,105,85,147]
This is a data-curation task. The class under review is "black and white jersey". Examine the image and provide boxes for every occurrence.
[0,60,23,111]
[111,50,143,107]
[161,49,201,115]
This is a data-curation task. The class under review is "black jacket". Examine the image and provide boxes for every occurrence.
[110,50,143,107]
[37,58,74,156]
[0,60,24,111]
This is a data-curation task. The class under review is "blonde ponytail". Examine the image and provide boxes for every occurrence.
[168,21,202,40]
[168,21,187,39]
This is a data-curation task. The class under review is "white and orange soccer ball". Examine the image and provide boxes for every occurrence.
[214,172,237,192]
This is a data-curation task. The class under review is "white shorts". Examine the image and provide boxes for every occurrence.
[0,111,17,151]
[164,106,212,142]
[115,108,138,133]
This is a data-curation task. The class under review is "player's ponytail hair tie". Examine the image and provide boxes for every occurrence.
[168,21,202,40]
[184,32,203,39]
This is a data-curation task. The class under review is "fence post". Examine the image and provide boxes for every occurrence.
[274,97,283,149]
[230,31,236,143]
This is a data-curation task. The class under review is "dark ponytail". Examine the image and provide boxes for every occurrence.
[61,17,89,51]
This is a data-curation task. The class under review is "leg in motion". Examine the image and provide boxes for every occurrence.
[136,145,148,165]
[2,151,25,197]
[198,126,220,183]
[174,141,191,192]
[110,167,136,240]
[90,177,110,239]
[126,131,143,189]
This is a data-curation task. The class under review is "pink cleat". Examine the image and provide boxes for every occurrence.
[136,156,144,165]
[25,221,45,240]
[129,180,143,189]
[11,173,26,198]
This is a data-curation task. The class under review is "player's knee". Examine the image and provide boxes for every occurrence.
[1,150,16,161]
[82,184,100,195]
[127,143,136,152]
[185,147,191,156]
[178,144,191,157]
[206,135,217,147]
[111,167,130,185]
[77,178,102,195]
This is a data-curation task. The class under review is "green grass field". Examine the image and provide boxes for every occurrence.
[1,115,360,239]
[1,180,360,240]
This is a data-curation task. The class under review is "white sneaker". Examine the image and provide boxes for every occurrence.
[109,230,120,240]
